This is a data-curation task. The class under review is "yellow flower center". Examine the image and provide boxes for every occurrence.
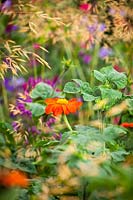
[57,98,68,105]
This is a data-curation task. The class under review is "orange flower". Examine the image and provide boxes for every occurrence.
[45,98,82,116]
[0,170,29,188]
[121,122,133,128]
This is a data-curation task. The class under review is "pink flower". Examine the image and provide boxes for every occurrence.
[79,3,92,12]
[33,43,40,50]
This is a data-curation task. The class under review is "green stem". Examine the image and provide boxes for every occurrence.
[0,105,5,121]
[2,81,9,117]
[33,54,37,78]
[90,44,100,87]
[100,111,106,155]
[63,114,73,132]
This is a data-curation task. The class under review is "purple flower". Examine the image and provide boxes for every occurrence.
[12,121,21,132]
[99,23,106,32]
[46,117,56,128]
[79,51,91,64]
[22,77,43,92]
[12,94,32,117]
[16,101,32,117]
[88,24,97,34]
[1,0,12,11]
[28,126,40,135]
[4,77,25,92]
[5,24,18,34]
[99,47,112,59]
[22,76,59,92]
[82,54,91,64]
[11,76,60,118]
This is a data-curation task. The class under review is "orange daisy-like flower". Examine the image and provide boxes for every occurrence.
[121,122,133,128]
[0,170,29,188]
[45,98,82,116]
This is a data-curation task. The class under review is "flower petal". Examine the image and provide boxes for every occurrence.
[45,98,58,105]
[62,105,70,115]
[53,105,63,116]
[45,104,55,114]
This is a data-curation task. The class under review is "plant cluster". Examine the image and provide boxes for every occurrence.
[0,0,133,200]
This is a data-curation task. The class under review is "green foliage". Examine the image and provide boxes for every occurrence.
[103,125,126,141]
[0,122,14,147]
[94,66,127,89]
[94,70,106,83]
[111,150,129,162]
[63,82,80,93]
[63,79,96,101]
[0,1,132,200]
[0,188,20,200]
[26,102,45,117]
[100,87,122,108]
[127,99,133,115]
[30,82,53,99]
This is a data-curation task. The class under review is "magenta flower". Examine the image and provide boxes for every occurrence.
[80,3,92,12]
[82,54,91,64]
[79,51,91,64]
[22,77,43,92]
[33,43,40,50]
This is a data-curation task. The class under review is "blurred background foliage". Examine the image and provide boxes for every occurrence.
[0,0,133,199]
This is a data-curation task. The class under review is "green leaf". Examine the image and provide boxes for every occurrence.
[63,82,80,93]
[101,66,127,89]
[14,158,37,173]
[0,122,14,145]
[113,75,127,89]
[74,125,102,144]
[27,103,45,117]
[30,82,53,99]
[94,70,106,83]
[111,150,129,162]
[127,99,133,115]
[82,93,97,101]
[0,134,5,145]
[103,125,126,141]
[100,87,122,107]
[72,79,83,86]
[31,179,42,194]
[80,82,92,94]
